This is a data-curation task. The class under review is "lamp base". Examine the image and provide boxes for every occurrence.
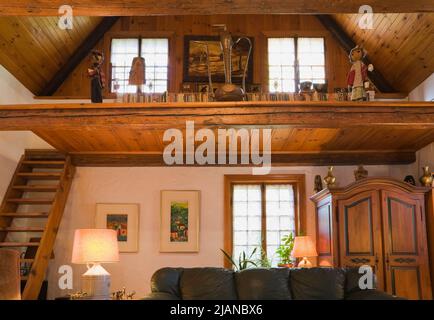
[297,257,313,268]
[81,264,111,300]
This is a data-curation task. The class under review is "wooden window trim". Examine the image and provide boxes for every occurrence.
[262,31,328,93]
[103,31,175,95]
[223,174,306,268]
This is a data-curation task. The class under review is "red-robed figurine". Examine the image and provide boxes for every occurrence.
[347,45,374,101]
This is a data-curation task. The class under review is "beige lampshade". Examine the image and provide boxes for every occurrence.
[292,236,318,258]
[72,229,119,264]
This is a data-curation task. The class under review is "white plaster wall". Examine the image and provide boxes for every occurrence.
[409,73,434,102]
[47,164,393,299]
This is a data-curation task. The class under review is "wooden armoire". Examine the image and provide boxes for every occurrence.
[310,178,433,300]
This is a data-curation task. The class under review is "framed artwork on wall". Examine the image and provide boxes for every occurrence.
[95,203,140,253]
[183,35,254,84]
[160,190,200,252]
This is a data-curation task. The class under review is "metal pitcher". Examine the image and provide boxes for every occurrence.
[195,24,252,101]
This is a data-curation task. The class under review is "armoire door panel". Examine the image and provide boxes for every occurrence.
[390,266,421,300]
[387,197,418,255]
[344,197,374,255]
[382,190,432,300]
[338,190,384,290]
[317,201,332,256]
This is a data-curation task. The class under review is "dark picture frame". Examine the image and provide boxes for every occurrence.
[183,35,254,84]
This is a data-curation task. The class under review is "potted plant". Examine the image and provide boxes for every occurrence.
[276,233,295,267]
[220,248,258,271]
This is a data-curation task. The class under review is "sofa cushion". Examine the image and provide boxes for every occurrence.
[151,267,183,298]
[235,268,291,300]
[290,268,345,300]
[180,268,238,300]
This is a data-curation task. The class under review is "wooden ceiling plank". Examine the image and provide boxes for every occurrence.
[38,16,119,96]
[316,15,397,93]
[1,1,433,16]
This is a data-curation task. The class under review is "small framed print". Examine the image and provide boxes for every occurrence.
[96,203,140,253]
[160,190,200,252]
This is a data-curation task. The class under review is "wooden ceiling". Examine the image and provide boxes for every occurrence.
[334,13,434,93]
[1,101,434,166]
[0,16,102,94]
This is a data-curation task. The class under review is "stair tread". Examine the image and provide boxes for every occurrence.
[0,227,44,232]
[1,212,49,218]
[16,172,62,180]
[7,198,54,204]
[22,160,65,168]
[0,242,40,247]
[13,185,59,192]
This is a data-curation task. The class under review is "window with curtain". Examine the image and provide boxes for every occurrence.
[231,183,297,267]
[268,37,325,93]
[110,38,169,94]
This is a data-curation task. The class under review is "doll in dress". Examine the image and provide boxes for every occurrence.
[347,45,374,101]
[87,50,105,103]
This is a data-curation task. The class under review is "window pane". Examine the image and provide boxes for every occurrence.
[232,184,262,266]
[265,185,295,267]
[297,38,325,85]
[268,38,296,93]
[141,38,169,93]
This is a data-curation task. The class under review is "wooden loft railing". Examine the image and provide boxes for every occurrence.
[1,101,434,131]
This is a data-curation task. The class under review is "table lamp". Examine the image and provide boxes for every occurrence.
[292,236,318,268]
[72,229,119,300]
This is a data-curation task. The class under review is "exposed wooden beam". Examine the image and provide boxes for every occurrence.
[38,17,119,96]
[69,151,416,167]
[1,101,434,130]
[0,1,433,16]
[316,15,397,93]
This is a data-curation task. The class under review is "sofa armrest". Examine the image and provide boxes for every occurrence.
[345,290,404,300]
[142,292,180,300]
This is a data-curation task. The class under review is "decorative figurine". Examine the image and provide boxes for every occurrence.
[129,56,146,94]
[87,50,105,103]
[314,175,323,193]
[404,175,416,186]
[111,287,136,300]
[354,165,368,181]
[323,166,337,188]
[347,45,374,101]
[419,166,433,187]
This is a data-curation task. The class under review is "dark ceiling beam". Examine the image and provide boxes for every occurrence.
[1,1,433,15]
[69,151,416,167]
[38,17,119,96]
[316,15,397,93]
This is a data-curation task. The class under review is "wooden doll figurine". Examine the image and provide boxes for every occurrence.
[347,45,374,101]
[87,50,105,103]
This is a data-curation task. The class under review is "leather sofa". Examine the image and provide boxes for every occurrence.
[144,267,401,300]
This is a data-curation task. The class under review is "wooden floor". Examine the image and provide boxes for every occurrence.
[1,101,434,166]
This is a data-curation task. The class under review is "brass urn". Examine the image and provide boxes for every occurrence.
[419,166,433,187]
[323,166,336,188]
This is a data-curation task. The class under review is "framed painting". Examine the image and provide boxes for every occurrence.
[160,190,200,252]
[95,203,140,253]
[183,35,254,84]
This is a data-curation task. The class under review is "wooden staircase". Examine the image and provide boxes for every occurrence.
[0,150,75,300]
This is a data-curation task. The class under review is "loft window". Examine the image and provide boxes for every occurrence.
[224,175,305,268]
[268,37,325,93]
[110,38,169,94]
